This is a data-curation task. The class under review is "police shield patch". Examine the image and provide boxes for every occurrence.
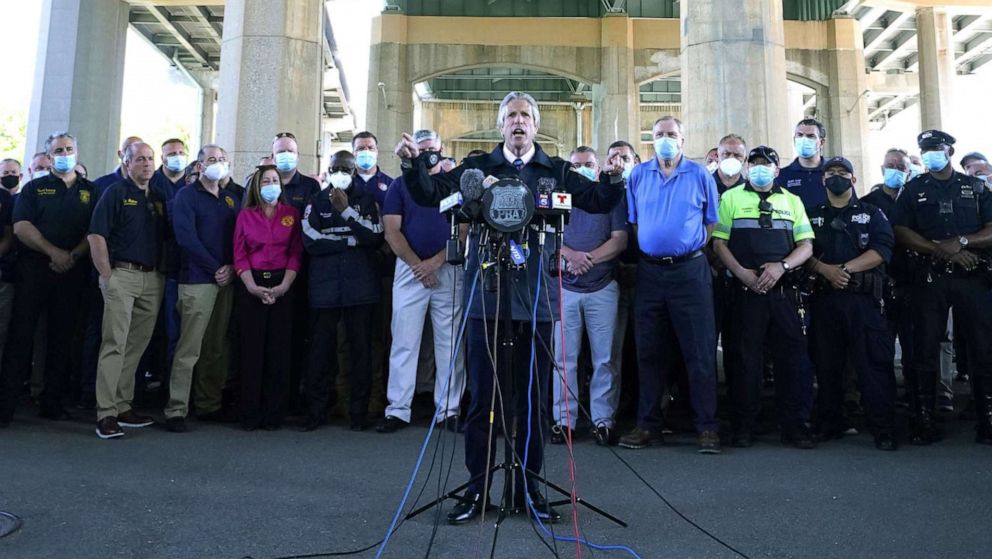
[79,190,91,204]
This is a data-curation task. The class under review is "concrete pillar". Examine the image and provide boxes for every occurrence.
[25,0,129,176]
[215,0,323,178]
[916,7,956,132]
[592,15,640,153]
[200,87,217,147]
[824,14,871,191]
[680,0,790,159]
[367,14,414,177]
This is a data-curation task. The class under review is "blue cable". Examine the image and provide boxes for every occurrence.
[521,255,644,559]
[374,266,481,559]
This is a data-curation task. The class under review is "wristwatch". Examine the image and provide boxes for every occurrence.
[780,260,791,271]
[959,236,969,247]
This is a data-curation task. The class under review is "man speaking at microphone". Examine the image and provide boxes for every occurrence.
[395,91,625,525]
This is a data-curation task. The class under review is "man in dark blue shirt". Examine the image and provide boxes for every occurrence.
[378,129,466,435]
[88,142,167,439]
[806,157,896,450]
[163,144,241,433]
[92,136,144,200]
[892,129,992,446]
[776,118,827,210]
[0,132,95,426]
[351,131,394,207]
[551,147,628,447]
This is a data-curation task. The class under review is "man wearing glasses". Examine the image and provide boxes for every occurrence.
[163,145,241,433]
[712,145,815,449]
[805,157,896,450]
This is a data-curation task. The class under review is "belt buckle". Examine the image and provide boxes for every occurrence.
[262,271,272,279]
[660,256,675,265]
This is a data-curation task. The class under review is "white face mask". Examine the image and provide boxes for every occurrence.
[706,162,719,173]
[203,162,229,182]
[719,158,743,177]
[329,172,352,190]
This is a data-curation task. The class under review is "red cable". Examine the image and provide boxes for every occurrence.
[556,256,583,559]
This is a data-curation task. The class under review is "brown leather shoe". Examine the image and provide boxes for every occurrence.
[618,427,664,449]
[96,417,124,440]
[118,410,154,428]
[698,430,722,454]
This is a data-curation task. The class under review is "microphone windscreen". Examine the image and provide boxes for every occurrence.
[459,168,486,202]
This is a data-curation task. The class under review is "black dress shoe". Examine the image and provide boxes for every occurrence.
[165,417,187,433]
[874,432,898,451]
[550,424,573,445]
[435,416,459,433]
[781,425,815,449]
[376,415,406,433]
[909,420,942,445]
[731,429,754,448]
[39,407,74,421]
[592,423,615,447]
[447,492,492,525]
[515,491,561,523]
[299,416,323,432]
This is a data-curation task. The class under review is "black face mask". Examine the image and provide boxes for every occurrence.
[0,175,19,189]
[825,176,852,196]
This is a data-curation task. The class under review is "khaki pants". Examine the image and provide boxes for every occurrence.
[95,269,165,420]
[165,283,233,419]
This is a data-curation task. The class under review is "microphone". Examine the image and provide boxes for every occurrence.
[458,168,486,222]
[440,168,488,265]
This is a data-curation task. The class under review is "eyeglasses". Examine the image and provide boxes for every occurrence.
[758,199,773,229]
[273,132,296,141]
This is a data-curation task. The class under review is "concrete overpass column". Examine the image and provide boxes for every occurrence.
[25,0,129,175]
[680,0,790,158]
[592,15,639,153]
[916,7,956,132]
[824,14,871,189]
[367,15,413,177]
[215,0,323,177]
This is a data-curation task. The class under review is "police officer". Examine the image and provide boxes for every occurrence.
[806,157,897,450]
[0,132,95,426]
[395,91,625,525]
[712,145,815,449]
[892,130,992,445]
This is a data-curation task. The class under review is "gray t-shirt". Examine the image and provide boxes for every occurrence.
[562,201,628,293]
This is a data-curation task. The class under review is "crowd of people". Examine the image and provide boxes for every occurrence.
[1,92,990,504]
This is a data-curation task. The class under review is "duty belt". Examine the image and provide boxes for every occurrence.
[640,250,703,266]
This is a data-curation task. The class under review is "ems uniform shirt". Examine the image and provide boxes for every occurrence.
[713,183,814,269]
[171,180,241,284]
[89,179,167,269]
[776,158,826,210]
[13,173,96,258]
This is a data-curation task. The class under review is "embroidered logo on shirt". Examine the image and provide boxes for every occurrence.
[811,217,825,227]
[281,215,295,227]
[851,213,871,225]
[787,179,802,188]
[224,196,235,209]
[37,188,56,196]
[79,190,91,204]
[123,198,138,207]
[378,182,388,192]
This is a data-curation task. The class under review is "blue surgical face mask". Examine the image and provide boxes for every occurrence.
[575,166,597,181]
[622,163,634,180]
[794,137,819,159]
[882,168,908,189]
[355,150,377,171]
[53,154,76,174]
[653,137,680,161]
[260,184,281,204]
[748,164,775,188]
[165,154,187,173]
[274,151,298,172]
[33,170,50,180]
[921,150,949,172]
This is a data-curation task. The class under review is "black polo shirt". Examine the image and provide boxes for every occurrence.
[13,173,96,258]
[712,169,746,196]
[0,188,13,282]
[89,178,166,269]
[283,172,320,215]
[892,171,992,241]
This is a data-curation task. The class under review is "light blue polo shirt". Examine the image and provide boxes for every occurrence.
[626,155,719,257]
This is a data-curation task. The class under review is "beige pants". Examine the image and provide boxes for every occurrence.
[165,283,233,419]
[95,269,165,420]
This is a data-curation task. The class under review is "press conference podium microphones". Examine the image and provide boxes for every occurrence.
[439,168,487,264]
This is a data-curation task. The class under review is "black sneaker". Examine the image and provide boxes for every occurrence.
[376,415,407,433]
[549,424,573,445]
[165,417,187,433]
[592,423,615,446]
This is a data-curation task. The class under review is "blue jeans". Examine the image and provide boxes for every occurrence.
[634,255,719,433]
[553,281,620,428]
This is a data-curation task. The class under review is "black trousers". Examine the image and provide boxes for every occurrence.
[304,304,374,423]
[908,274,992,421]
[731,286,809,432]
[237,274,293,428]
[0,257,87,420]
[810,290,896,434]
